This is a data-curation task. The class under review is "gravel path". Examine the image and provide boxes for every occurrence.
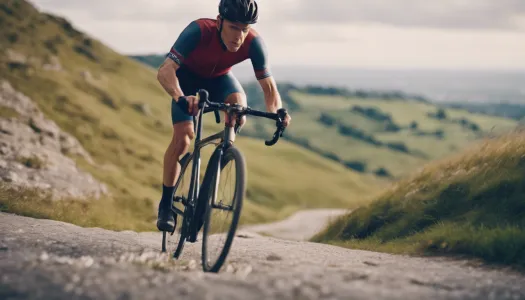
[1,211,525,300]
[240,209,348,241]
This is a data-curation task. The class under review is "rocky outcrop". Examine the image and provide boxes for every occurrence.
[0,80,109,200]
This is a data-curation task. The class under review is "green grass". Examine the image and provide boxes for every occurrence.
[0,182,155,231]
[0,0,380,230]
[312,130,525,267]
[244,90,517,178]
[0,106,20,119]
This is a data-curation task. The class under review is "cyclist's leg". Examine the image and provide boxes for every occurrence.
[157,67,200,232]
[206,71,247,128]
[162,120,193,189]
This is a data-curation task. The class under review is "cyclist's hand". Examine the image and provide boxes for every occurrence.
[277,108,291,127]
[283,113,291,127]
[184,95,199,116]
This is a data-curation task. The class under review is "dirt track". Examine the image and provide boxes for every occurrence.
[240,208,348,241]
[1,211,525,300]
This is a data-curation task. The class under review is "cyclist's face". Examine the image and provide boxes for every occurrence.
[218,18,251,52]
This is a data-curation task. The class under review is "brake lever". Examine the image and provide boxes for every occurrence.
[265,108,289,146]
[265,123,285,146]
[264,130,280,146]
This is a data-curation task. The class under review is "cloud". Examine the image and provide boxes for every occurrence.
[26,0,525,69]
[30,0,219,22]
[30,0,525,31]
[276,0,525,31]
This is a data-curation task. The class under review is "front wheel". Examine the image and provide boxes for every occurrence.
[201,146,246,273]
[160,152,194,257]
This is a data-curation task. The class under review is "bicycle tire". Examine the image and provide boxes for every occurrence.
[201,146,246,272]
[173,154,197,259]
[173,207,190,259]
[160,152,193,257]
[162,231,167,253]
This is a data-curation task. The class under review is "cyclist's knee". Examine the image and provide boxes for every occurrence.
[171,122,193,155]
[173,135,191,156]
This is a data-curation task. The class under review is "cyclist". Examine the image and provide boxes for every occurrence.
[155,0,292,232]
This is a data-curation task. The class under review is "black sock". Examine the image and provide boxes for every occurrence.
[160,184,176,209]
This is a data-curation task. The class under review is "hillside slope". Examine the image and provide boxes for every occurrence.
[239,88,517,179]
[312,130,525,267]
[0,79,109,200]
[0,0,379,230]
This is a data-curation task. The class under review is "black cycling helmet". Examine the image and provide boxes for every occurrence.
[218,0,259,24]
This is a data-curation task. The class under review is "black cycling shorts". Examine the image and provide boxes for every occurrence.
[171,66,245,124]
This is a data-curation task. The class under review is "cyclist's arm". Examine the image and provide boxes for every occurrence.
[258,76,283,113]
[157,59,183,99]
[249,36,282,113]
[157,21,201,100]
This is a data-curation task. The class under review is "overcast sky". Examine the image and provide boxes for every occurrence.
[29,0,525,70]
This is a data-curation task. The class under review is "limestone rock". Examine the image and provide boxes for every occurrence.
[0,80,109,200]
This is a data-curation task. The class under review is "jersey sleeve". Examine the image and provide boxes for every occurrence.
[166,21,201,65]
[248,35,272,80]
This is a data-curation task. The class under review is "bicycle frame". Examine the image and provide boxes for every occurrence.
[172,88,286,222]
[184,107,235,212]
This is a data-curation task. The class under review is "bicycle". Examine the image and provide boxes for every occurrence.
[160,88,288,273]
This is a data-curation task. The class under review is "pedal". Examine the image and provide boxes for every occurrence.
[174,195,189,206]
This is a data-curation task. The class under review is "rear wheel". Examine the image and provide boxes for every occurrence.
[201,146,246,272]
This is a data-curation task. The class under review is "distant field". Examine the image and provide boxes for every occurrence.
[241,90,518,179]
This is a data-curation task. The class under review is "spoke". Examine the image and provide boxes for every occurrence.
[212,200,234,211]
[205,155,237,265]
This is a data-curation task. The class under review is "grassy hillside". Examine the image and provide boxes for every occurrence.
[0,0,379,230]
[312,130,525,267]
[239,88,518,179]
[444,102,525,122]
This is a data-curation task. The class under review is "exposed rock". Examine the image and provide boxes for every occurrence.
[132,102,152,116]
[42,56,62,71]
[80,70,92,81]
[0,81,41,117]
[267,253,283,261]
[0,80,109,200]
[5,49,27,64]
[28,56,43,67]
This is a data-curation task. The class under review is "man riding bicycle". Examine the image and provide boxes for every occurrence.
[156,0,292,232]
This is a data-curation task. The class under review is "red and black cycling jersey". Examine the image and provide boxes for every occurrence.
[167,18,271,80]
